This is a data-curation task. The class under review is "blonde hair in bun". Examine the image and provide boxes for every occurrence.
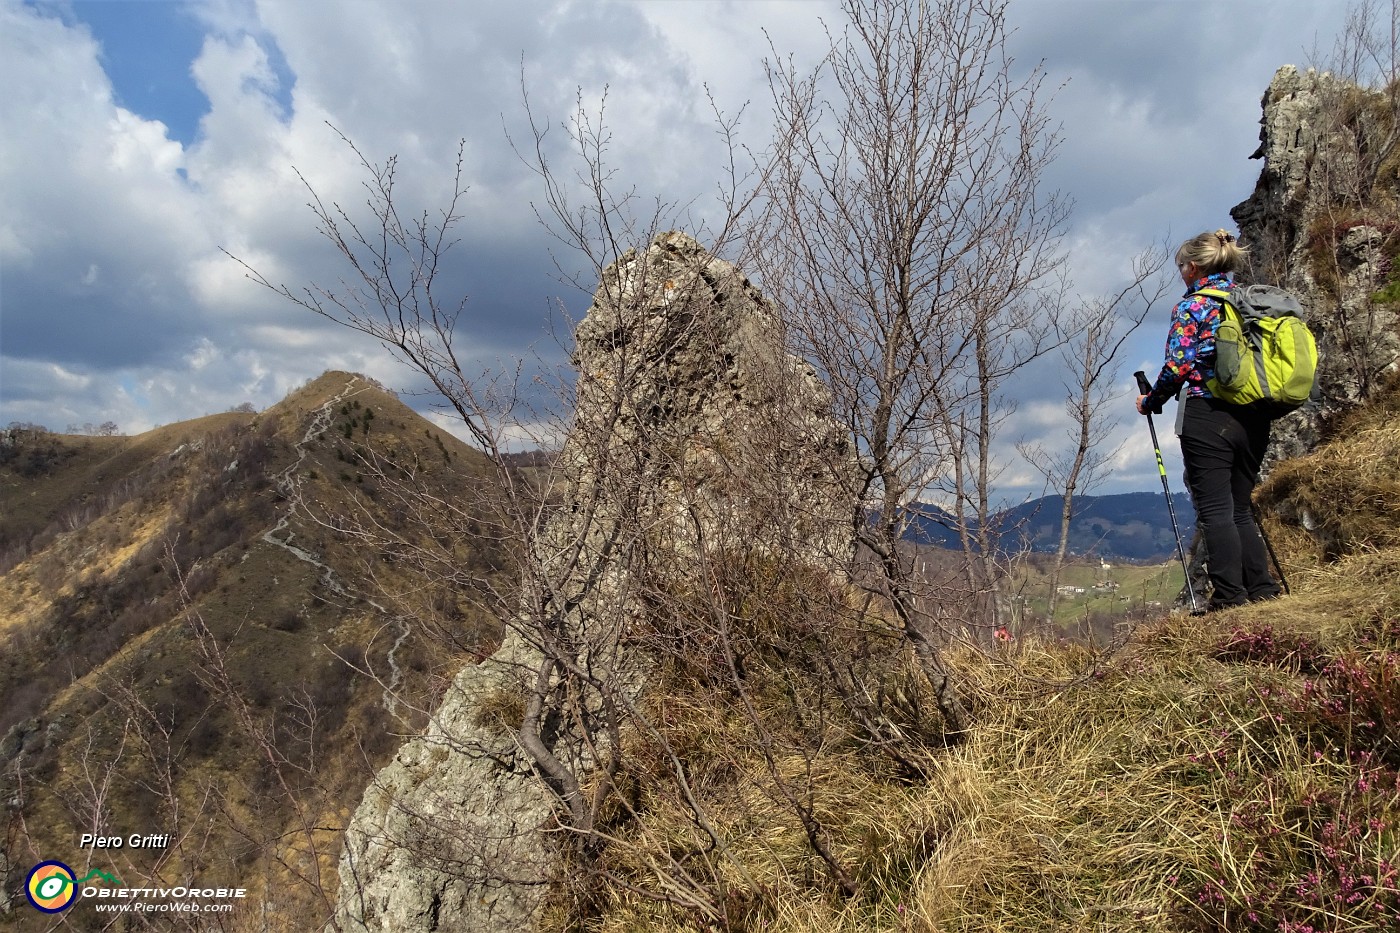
[1176,228,1248,275]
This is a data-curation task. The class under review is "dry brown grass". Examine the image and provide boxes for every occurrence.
[1259,374,1400,562]
[545,547,1400,932]
[0,372,509,932]
[546,371,1400,933]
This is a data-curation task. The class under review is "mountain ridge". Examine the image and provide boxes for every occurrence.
[0,370,508,929]
[903,490,1195,562]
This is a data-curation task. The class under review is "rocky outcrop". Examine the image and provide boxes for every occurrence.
[563,230,854,569]
[1233,65,1400,462]
[332,635,557,932]
[331,232,852,932]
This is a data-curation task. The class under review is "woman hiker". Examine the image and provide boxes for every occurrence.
[1136,229,1282,611]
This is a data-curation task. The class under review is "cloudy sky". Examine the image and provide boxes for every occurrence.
[0,0,1353,499]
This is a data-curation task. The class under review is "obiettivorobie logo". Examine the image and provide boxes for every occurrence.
[24,857,247,916]
[25,861,123,913]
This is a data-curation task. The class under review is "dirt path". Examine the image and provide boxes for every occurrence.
[261,376,412,717]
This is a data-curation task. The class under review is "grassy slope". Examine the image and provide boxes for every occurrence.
[559,378,1400,933]
[0,412,254,551]
[1,372,507,930]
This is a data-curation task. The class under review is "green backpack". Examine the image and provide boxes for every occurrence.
[1194,284,1320,414]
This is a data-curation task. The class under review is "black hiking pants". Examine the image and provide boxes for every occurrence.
[1178,397,1281,609]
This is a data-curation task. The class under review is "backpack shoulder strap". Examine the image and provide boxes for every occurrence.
[1188,287,1235,319]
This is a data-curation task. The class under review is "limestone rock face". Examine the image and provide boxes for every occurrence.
[1232,67,1334,283]
[564,230,853,571]
[331,232,852,932]
[1232,66,1400,462]
[332,635,555,933]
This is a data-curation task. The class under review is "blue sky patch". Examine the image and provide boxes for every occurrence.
[38,0,294,146]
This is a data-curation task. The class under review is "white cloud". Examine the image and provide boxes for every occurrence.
[1,3,209,360]
[0,0,1365,498]
[187,337,220,370]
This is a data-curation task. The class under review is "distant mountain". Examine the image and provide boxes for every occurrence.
[0,371,508,928]
[901,502,966,550]
[902,491,1195,562]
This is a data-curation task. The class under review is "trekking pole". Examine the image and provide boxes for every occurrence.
[1251,501,1291,595]
[1135,372,1204,614]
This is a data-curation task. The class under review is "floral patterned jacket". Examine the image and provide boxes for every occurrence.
[1143,271,1233,412]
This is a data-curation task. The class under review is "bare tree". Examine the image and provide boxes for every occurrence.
[752,0,1068,731]
[233,84,945,923]
[223,2,1098,924]
[1019,246,1171,620]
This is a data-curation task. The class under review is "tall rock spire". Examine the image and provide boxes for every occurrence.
[331,232,853,931]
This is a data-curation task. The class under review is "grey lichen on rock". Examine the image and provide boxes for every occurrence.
[331,231,853,932]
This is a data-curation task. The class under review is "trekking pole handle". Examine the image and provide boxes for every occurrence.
[1134,370,1162,414]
